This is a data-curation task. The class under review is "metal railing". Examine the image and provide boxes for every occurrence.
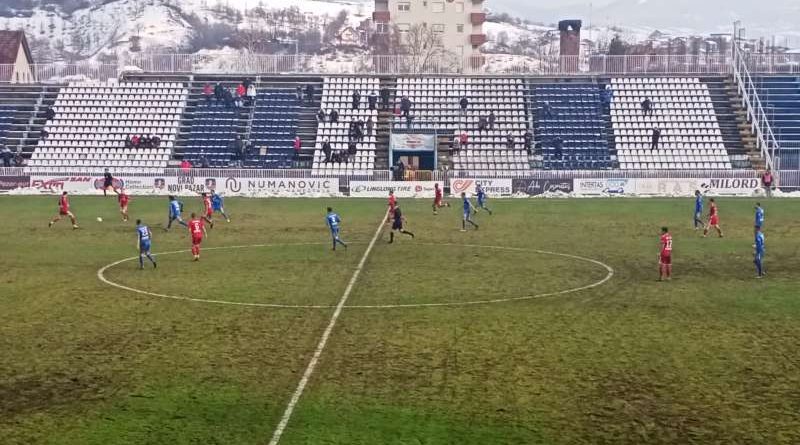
[731,42,780,172]
[1,54,799,83]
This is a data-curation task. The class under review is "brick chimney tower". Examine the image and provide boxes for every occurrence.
[559,19,582,56]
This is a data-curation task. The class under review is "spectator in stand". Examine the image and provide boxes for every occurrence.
[397,159,406,181]
[40,129,48,140]
[236,83,246,99]
[352,90,361,110]
[305,84,315,103]
[1,145,12,167]
[322,139,332,163]
[13,150,24,167]
[180,158,192,172]
[45,106,55,120]
[329,109,339,123]
[214,82,224,103]
[651,127,661,150]
[761,169,774,197]
[488,111,496,130]
[451,134,461,155]
[293,136,302,161]
[542,101,554,119]
[317,108,326,123]
[131,135,141,148]
[232,135,245,166]
[152,135,161,148]
[459,131,468,150]
[553,136,563,158]
[459,96,469,115]
[246,83,257,106]
[641,98,653,116]
[368,91,377,110]
[224,87,234,108]
[523,129,533,153]
[124,135,132,149]
[366,116,374,135]
[506,133,515,150]
[296,86,303,102]
[400,96,412,118]
[380,87,391,110]
[347,140,358,157]
[405,114,413,129]
[601,85,613,113]
[477,116,488,132]
[355,119,365,141]
[203,83,213,105]
[199,153,210,169]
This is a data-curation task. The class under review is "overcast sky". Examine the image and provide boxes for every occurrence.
[487,0,800,38]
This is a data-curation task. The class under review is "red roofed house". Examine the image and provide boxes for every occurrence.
[0,30,35,83]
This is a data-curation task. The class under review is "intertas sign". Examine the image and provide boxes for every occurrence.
[449,178,512,197]
[349,181,438,198]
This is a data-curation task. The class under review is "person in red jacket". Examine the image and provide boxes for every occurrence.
[459,132,468,150]
[203,83,213,105]
[293,136,302,160]
[236,83,246,98]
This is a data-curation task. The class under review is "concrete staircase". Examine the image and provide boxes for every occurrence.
[375,77,396,170]
[0,83,61,160]
[704,76,756,169]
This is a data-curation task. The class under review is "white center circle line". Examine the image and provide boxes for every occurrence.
[97,242,614,309]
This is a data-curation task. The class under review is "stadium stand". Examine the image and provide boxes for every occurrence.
[28,81,186,169]
[0,83,58,161]
[611,77,732,170]
[249,88,300,169]
[529,82,615,170]
[391,77,529,174]
[753,76,800,169]
[180,80,247,168]
[313,77,378,175]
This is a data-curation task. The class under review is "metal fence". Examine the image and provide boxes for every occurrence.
[2,54,799,83]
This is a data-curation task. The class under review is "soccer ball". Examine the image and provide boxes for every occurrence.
[96,217,103,222]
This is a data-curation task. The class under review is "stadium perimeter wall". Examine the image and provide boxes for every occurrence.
[1,168,789,198]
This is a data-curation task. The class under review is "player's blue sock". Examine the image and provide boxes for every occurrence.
[755,258,763,276]
[146,253,156,265]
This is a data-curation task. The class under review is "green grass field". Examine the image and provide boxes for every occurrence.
[2,195,799,445]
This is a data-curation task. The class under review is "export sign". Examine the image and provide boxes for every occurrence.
[449,178,512,197]
[30,176,94,192]
[511,179,573,196]
[350,181,438,198]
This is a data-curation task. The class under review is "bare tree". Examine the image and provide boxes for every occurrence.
[399,24,460,73]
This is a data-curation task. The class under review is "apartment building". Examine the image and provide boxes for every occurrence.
[373,0,486,69]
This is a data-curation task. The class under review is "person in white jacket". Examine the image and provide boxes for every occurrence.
[246,83,257,106]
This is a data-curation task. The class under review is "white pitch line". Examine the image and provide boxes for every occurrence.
[267,210,388,445]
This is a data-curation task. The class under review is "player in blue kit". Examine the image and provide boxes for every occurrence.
[326,207,347,251]
[165,195,188,230]
[693,190,703,230]
[753,225,765,278]
[211,191,231,223]
[136,220,157,269]
[754,202,765,230]
[460,192,479,232]
[475,184,493,215]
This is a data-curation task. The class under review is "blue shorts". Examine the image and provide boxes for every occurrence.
[754,252,764,262]
[170,214,182,221]
[213,204,223,211]
[478,199,486,207]
[140,240,151,252]
[463,210,471,219]
[330,227,340,238]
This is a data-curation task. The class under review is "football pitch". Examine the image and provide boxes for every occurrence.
[2,195,799,445]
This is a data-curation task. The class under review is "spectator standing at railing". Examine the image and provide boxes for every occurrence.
[152,135,161,148]
[459,131,469,150]
[488,111,496,130]
[180,159,192,173]
[368,91,377,110]
[131,135,141,148]
[305,84,315,103]
[523,129,533,153]
[317,108,326,123]
[477,116,488,132]
[236,83,246,99]
[352,90,361,110]
[641,98,653,117]
[13,150,24,167]
[322,139,332,163]
[542,101,554,119]
[761,169,774,197]
[601,85,613,113]
[380,87,391,110]
[1,145,12,167]
[199,153,210,169]
[506,133,515,150]
[651,128,661,150]
[329,109,339,123]
[553,136,563,158]
[214,82,224,103]
[293,136,302,161]
[296,86,303,103]
[124,135,132,149]
[366,116,374,136]
[45,106,55,121]
[203,83,213,105]
[400,96,412,118]
[459,96,469,115]
[246,83,256,106]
